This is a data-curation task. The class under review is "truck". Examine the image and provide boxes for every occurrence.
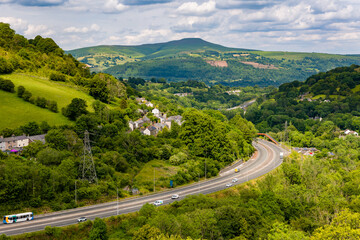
[280,152,284,159]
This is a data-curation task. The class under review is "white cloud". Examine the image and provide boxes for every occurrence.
[0,17,28,31]
[120,29,171,45]
[327,32,360,41]
[177,1,216,16]
[24,24,54,37]
[64,24,100,33]
[172,16,220,33]
[103,0,128,13]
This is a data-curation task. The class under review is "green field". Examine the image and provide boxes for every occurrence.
[134,160,181,192]
[0,90,71,129]
[253,51,353,61]
[3,73,96,111]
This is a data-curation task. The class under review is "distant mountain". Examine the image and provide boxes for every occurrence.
[68,38,249,59]
[67,38,360,87]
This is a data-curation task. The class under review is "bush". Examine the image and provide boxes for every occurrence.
[17,85,25,97]
[50,72,66,82]
[0,57,13,74]
[35,96,47,108]
[22,90,32,101]
[89,218,108,240]
[0,78,15,92]
[47,100,58,112]
[44,226,63,237]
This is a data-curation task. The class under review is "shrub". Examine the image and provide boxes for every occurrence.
[35,96,47,108]
[17,85,25,97]
[50,72,66,82]
[22,90,32,101]
[47,100,58,112]
[0,78,15,92]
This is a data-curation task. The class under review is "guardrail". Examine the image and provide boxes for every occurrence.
[257,133,279,145]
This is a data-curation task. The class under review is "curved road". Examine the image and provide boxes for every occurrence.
[1,139,285,236]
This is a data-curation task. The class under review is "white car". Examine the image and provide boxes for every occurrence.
[232,178,238,183]
[154,200,163,206]
[226,183,232,187]
[77,217,87,222]
[171,194,179,199]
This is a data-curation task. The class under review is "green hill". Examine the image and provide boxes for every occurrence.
[0,22,127,132]
[68,39,360,86]
[0,89,71,130]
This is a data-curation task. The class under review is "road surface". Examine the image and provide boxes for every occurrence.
[0,139,285,236]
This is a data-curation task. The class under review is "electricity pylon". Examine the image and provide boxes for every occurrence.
[81,130,98,184]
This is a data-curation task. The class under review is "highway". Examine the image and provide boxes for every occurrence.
[0,139,285,236]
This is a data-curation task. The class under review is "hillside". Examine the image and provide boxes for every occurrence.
[0,89,71,130]
[245,64,360,133]
[0,22,127,131]
[68,38,360,86]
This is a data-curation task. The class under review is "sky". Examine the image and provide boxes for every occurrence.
[0,0,359,54]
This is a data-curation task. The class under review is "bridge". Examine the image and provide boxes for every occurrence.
[257,133,279,145]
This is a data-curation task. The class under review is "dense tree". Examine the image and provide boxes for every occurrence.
[89,218,108,240]
[20,121,41,135]
[62,98,88,120]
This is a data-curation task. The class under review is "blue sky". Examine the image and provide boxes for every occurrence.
[0,0,359,54]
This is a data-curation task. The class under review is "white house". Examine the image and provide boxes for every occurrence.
[152,108,160,117]
[143,128,151,136]
[344,129,359,136]
[128,120,135,131]
[0,138,5,152]
[146,102,154,108]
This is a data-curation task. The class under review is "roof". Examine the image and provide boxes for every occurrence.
[29,134,46,143]
[148,126,157,131]
[143,116,150,121]
[0,135,29,143]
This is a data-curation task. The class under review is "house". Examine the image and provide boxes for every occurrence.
[152,108,160,117]
[135,97,146,103]
[0,135,29,151]
[174,93,193,97]
[146,102,154,108]
[344,129,358,136]
[128,120,135,131]
[0,134,46,152]
[143,126,157,136]
[29,134,46,144]
[167,115,183,125]
[143,128,151,136]
[0,137,5,152]
[154,123,167,132]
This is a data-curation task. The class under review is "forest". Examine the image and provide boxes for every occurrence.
[245,65,360,134]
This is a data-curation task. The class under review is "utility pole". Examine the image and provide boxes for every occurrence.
[75,180,77,205]
[153,168,155,192]
[117,187,119,215]
[205,158,206,181]
[81,130,98,184]
[198,173,200,193]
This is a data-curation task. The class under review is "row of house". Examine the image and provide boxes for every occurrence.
[343,129,359,136]
[0,134,46,152]
[129,107,183,136]
[135,97,154,108]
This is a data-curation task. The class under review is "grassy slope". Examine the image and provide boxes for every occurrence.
[134,160,181,192]
[0,90,71,129]
[4,73,96,111]
[254,51,358,61]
